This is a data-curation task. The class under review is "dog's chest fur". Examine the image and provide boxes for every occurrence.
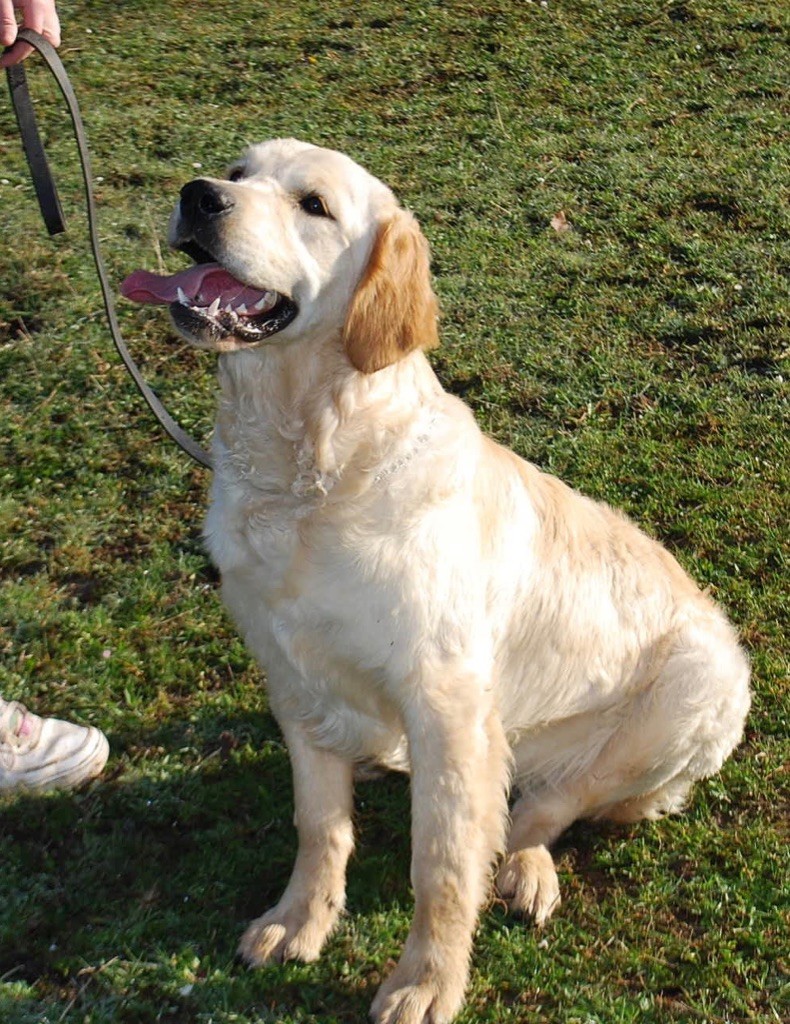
[206,469,416,763]
[200,353,454,767]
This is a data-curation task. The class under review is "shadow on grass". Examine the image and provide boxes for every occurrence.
[0,708,414,1022]
[1,715,775,1023]
[5,705,761,1024]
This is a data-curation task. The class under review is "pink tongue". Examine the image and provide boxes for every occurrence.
[120,263,269,309]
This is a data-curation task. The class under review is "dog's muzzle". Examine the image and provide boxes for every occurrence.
[121,177,299,350]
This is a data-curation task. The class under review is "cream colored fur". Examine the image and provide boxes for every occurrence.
[168,139,751,1024]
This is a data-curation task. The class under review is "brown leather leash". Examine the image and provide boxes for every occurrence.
[4,28,213,470]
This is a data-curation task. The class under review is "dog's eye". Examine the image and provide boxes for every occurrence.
[228,167,246,182]
[299,193,331,218]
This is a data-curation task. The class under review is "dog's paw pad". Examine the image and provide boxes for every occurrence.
[238,909,325,966]
[372,983,461,1024]
[371,965,465,1024]
[497,845,561,925]
[371,985,435,1024]
[238,919,289,965]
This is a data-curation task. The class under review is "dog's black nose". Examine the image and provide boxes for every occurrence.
[179,179,235,223]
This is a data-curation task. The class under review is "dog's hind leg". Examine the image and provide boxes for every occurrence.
[499,613,750,924]
[238,718,354,965]
[495,788,574,925]
[594,613,751,826]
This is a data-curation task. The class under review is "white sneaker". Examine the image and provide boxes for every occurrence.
[0,698,109,793]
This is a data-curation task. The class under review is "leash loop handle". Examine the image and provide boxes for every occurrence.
[4,29,213,470]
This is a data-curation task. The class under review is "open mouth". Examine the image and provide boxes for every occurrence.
[120,244,298,348]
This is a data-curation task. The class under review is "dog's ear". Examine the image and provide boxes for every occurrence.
[342,208,439,374]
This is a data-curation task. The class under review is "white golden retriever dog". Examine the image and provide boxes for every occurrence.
[122,139,751,1024]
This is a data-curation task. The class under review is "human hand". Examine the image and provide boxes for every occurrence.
[1,0,60,68]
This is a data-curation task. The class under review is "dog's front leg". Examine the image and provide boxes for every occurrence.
[238,718,354,965]
[371,686,510,1024]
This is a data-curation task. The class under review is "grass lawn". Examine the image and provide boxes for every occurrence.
[1,1,787,1021]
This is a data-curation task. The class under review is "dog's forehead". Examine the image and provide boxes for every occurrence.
[238,139,392,205]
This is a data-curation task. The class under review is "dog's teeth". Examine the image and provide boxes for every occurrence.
[236,303,248,315]
[208,297,221,317]
[253,292,276,311]
[223,304,234,314]
[177,286,190,306]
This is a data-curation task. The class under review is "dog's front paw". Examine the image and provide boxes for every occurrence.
[370,961,466,1024]
[496,845,561,925]
[238,901,336,966]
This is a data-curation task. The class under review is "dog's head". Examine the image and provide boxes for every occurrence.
[121,138,438,371]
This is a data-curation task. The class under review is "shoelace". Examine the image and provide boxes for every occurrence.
[0,700,36,747]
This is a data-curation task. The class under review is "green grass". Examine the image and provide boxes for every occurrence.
[1,0,788,1021]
